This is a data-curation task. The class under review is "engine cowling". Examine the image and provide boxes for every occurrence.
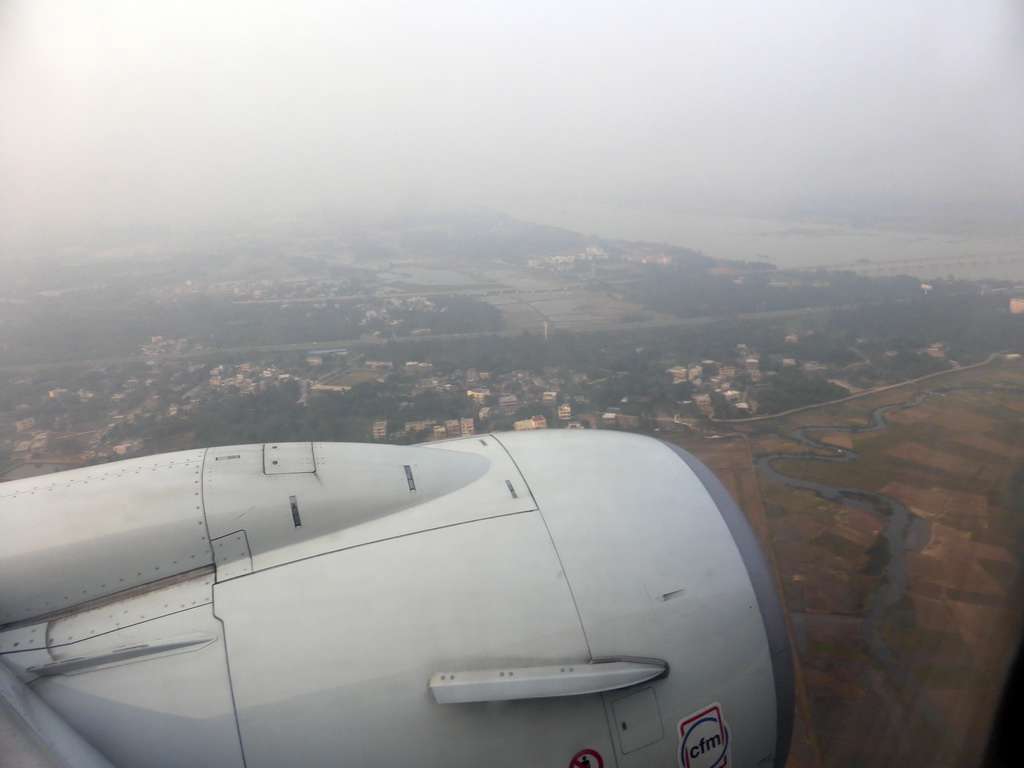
[1,431,792,768]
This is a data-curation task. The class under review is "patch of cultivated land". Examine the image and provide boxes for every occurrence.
[816,433,853,450]
[328,369,386,387]
[711,360,1024,768]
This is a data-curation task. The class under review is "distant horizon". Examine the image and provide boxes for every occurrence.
[3,2,1022,253]
[6,190,1024,242]
[2,199,1021,284]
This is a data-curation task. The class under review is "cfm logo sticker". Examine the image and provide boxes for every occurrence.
[677,703,731,768]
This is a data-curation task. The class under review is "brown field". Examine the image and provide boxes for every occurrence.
[684,360,1024,768]
[955,432,1024,457]
[340,370,386,385]
[884,404,942,425]
[750,434,819,457]
[928,407,1001,433]
[832,506,885,547]
[908,594,959,633]
[817,433,853,450]
[879,481,989,519]
[883,442,996,480]
[319,368,385,387]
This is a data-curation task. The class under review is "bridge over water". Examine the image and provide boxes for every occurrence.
[806,250,1024,277]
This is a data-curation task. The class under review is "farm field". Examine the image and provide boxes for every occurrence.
[680,359,1024,768]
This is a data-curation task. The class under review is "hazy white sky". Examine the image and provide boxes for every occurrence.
[2,0,1022,237]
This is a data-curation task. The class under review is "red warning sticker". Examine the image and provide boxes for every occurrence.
[570,748,604,768]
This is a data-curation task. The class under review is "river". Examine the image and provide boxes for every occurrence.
[755,393,932,672]
[501,203,1024,281]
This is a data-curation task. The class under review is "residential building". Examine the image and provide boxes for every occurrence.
[498,395,519,412]
[467,388,491,404]
[514,415,548,431]
[404,420,436,433]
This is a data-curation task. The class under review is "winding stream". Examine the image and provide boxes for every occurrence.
[755,393,931,670]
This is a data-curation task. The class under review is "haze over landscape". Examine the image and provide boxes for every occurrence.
[4,4,1024,768]
[2,0,1023,255]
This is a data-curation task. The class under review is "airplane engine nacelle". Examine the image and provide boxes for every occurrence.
[1,431,792,768]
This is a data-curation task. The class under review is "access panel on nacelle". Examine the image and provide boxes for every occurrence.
[213,511,615,767]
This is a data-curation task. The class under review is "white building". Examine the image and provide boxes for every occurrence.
[467,388,491,404]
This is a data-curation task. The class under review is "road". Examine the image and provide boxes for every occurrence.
[0,304,840,374]
[711,351,1009,424]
